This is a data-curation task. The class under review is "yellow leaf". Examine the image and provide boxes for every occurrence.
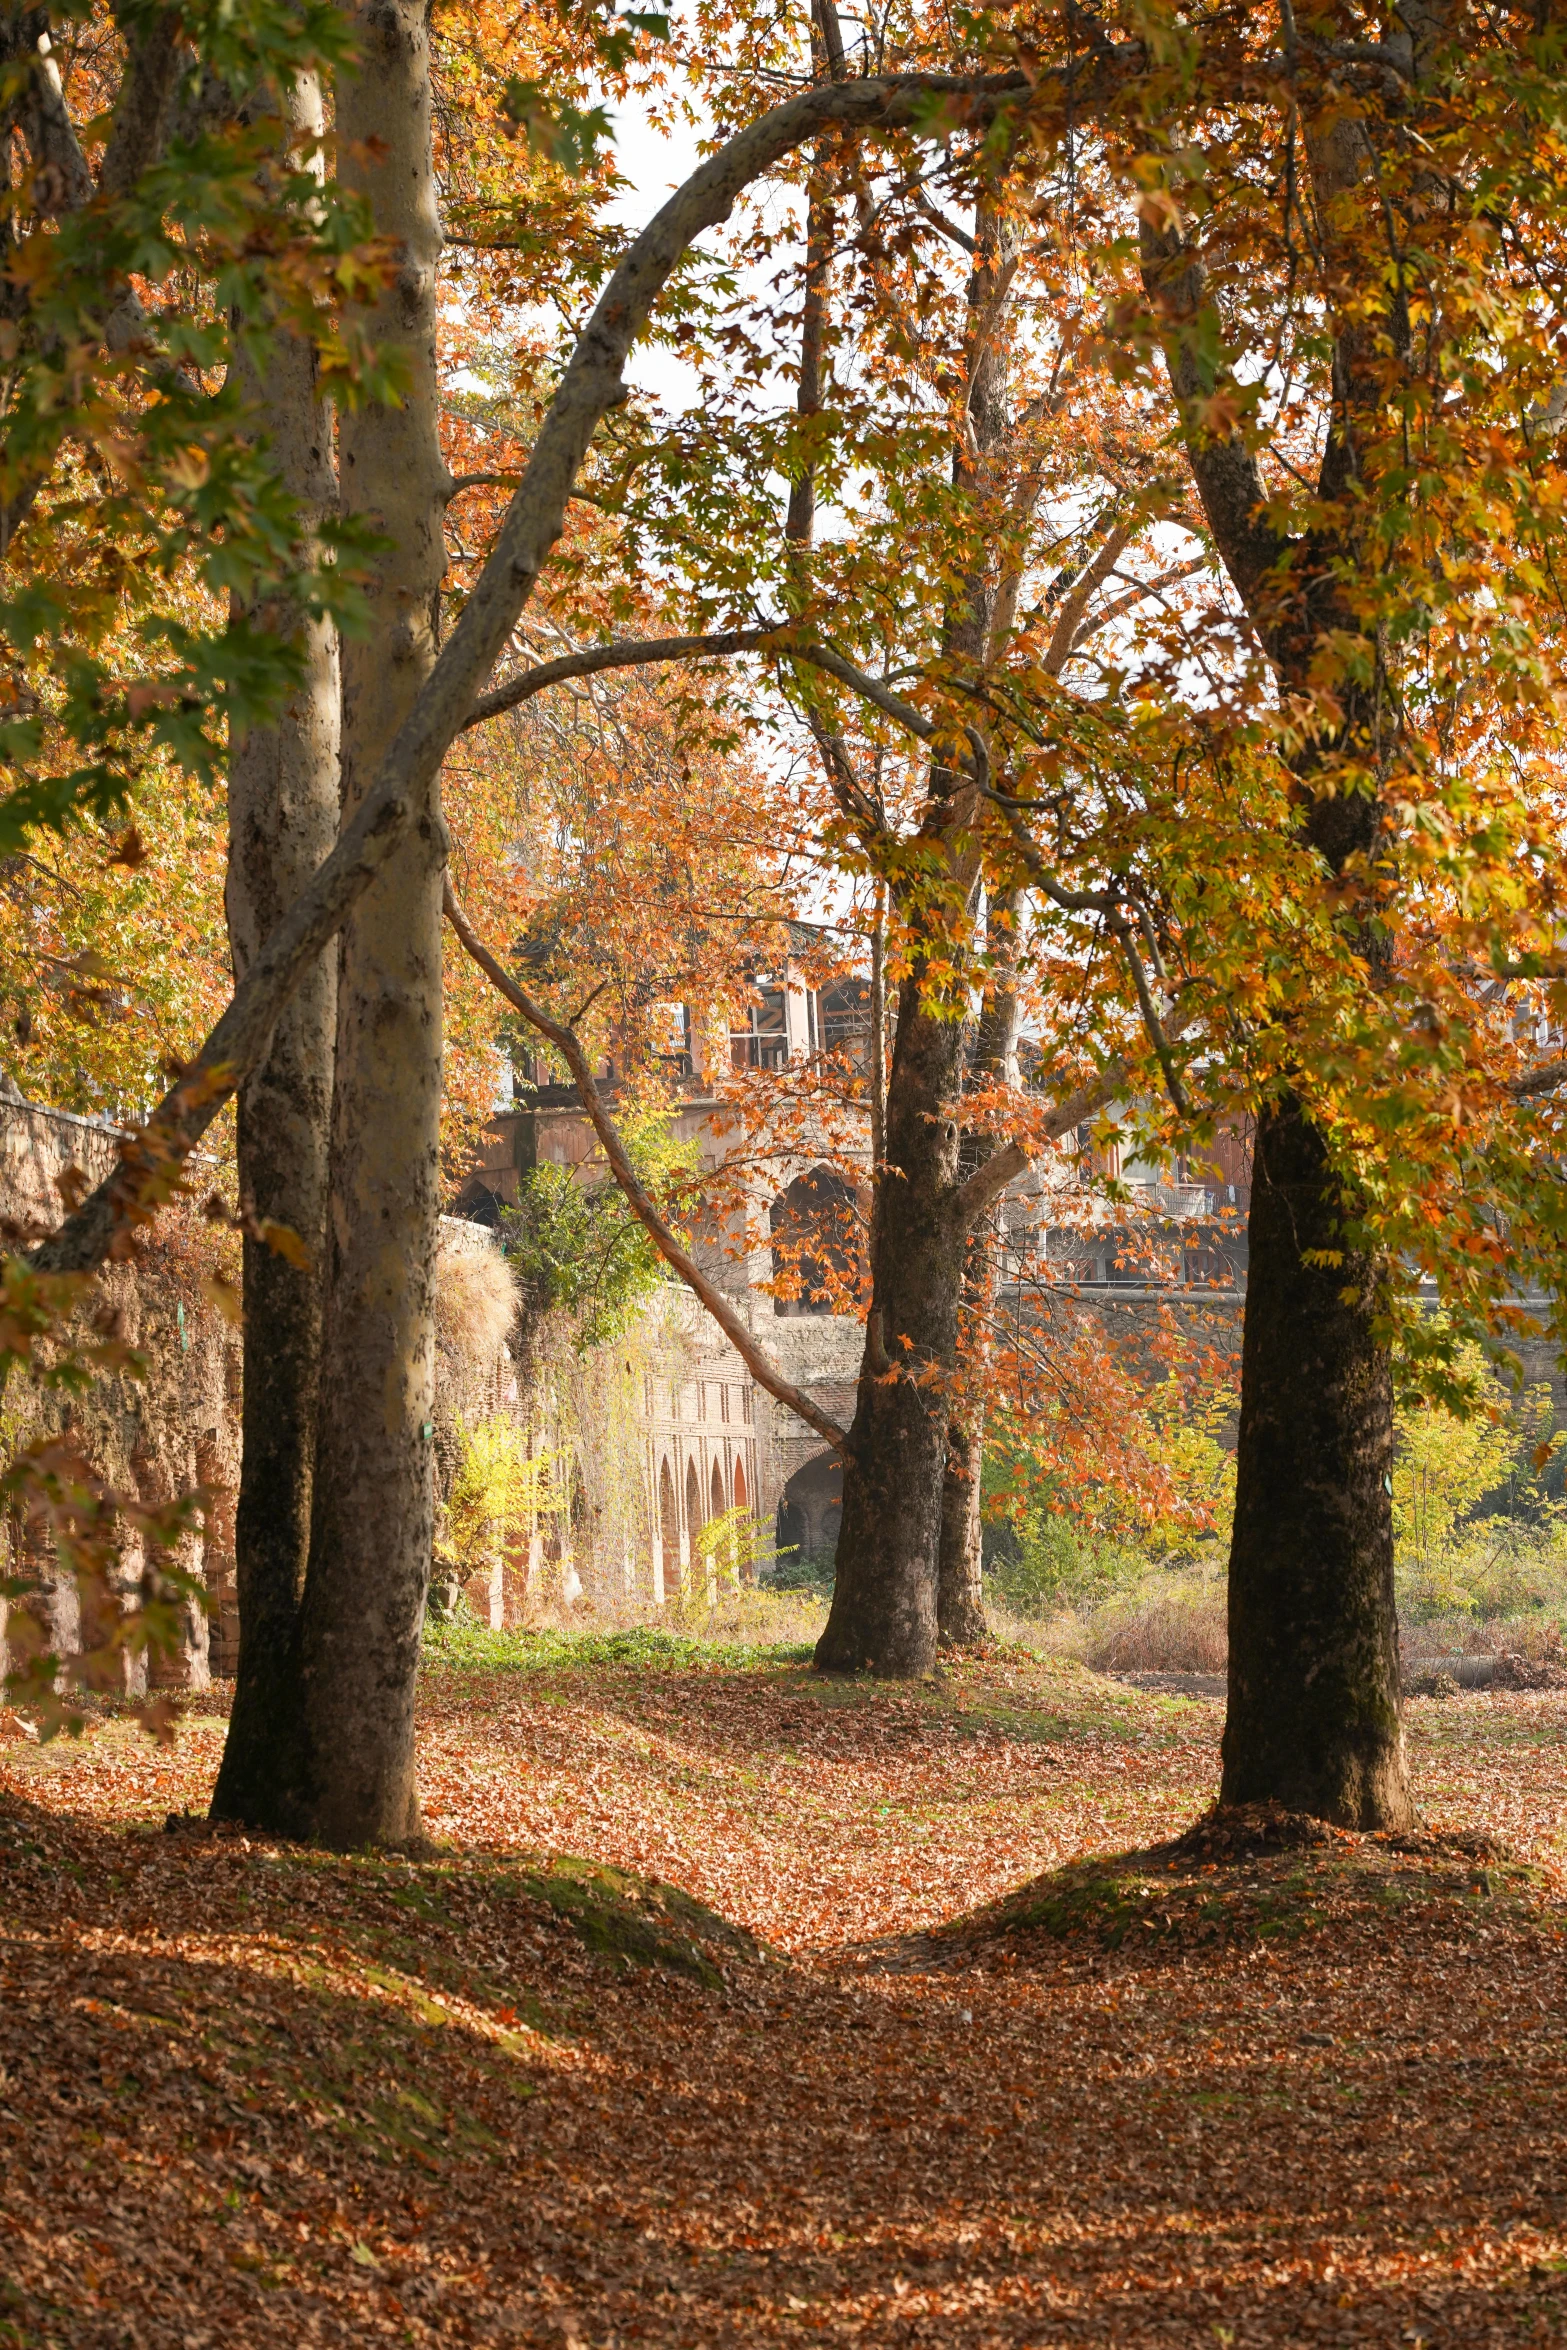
[201,1274,242,1326]
[164,446,211,490]
[256,1218,311,1272]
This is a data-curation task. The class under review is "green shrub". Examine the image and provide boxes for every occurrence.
[763,1542,836,1594]
[983,1511,1146,1620]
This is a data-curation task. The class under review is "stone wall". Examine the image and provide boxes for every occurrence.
[0,1101,243,1694]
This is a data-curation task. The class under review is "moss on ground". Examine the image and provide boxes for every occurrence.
[511,1854,775,1985]
[924,1806,1561,1961]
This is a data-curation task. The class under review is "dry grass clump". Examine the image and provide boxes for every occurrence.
[989,1534,1230,1676]
[1081,1579,1229,1674]
[434,1235,517,1372]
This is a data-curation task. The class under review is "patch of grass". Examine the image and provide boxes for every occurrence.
[423,1619,815,1677]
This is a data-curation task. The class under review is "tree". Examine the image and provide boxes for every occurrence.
[21,60,1030,1834]
[0,0,391,1726]
[1117,11,1567,1826]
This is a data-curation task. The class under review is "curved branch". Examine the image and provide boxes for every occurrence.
[791,642,935,740]
[444,881,850,1455]
[464,624,791,732]
[28,764,418,1273]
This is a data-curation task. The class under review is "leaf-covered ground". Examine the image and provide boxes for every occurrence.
[3,1630,1567,2347]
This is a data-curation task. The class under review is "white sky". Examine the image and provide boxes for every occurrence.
[604,91,712,412]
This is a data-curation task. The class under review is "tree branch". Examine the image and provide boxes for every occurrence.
[444,470,520,502]
[791,642,935,740]
[952,1065,1125,1227]
[444,880,849,1453]
[1509,1059,1567,1100]
[1138,221,1286,628]
[990,789,1190,1113]
[464,625,791,732]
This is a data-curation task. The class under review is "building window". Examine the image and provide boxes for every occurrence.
[731,985,788,1070]
[819,981,871,1070]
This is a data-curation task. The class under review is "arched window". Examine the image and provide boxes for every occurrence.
[732,1457,748,1512]
[685,1456,703,1539]
[711,1460,726,1521]
[658,1458,678,1599]
[768,1164,860,1317]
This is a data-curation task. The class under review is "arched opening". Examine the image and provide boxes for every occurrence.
[658,1456,678,1600]
[685,1456,703,1538]
[732,1457,747,1512]
[768,1164,860,1317]
[772,1451,843,1585]
[711,1460,726,1521]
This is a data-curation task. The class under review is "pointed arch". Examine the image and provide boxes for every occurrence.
[658,1456,678,1600]
[685,1455,703,1538]
[732,1456,747,1513]
[711,1459,726,1522]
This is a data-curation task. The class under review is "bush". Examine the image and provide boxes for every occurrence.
[984,1510,1142,1619]
[432,1417,555,1617]
[763,1542,836,1594]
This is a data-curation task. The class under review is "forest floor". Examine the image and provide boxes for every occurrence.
[3,1631,1567,2348]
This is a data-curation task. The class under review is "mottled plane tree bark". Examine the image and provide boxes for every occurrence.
[815,207,1019,1677]
[295,0,450,1848]
[936,889,1019,1647]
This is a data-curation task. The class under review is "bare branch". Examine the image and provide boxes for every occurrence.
[444,880,850,1453]
[444,470,520,502]
[1066,555,1208,656]
[465,625,791,732]
[802,709,889,840]
[912,189,976,253]
[1043,523,1135,672]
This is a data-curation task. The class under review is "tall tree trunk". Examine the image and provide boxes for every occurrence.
[1141,92,1415,1825]
[1217,746,1411,1826]
[1221,1099,1411,1826]
[211,70,338,1833]
[297,0,447,1847]
[936,895,1019,1647]
[817,209,1011,1677]
[936,1406,986,1644]
[816,981,968,1675]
